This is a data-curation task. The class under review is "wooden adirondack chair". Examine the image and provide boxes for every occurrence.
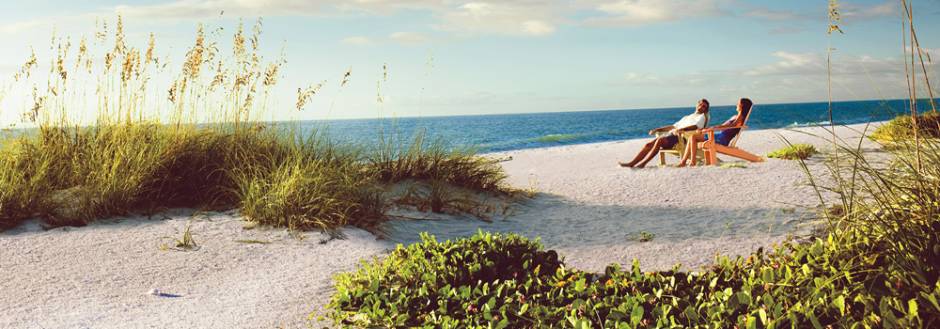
[658,114,709,166]
[696,107,763,165]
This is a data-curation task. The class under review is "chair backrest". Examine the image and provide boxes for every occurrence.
[728,106,754,148]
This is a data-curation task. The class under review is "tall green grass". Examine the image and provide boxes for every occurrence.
[0,17,507,231]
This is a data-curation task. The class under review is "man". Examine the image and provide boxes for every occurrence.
[619,99,710,168]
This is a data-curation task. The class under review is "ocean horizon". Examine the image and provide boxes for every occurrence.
[301,98,937,153]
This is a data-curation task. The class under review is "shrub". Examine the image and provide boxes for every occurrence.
[871,111,940,142]
[328,231,561,328]
[768,143,818,160]
[328,227,940,328]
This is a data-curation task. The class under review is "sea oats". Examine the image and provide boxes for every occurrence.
[341,67,352,87]
[113,15,127,55]
[145,33,156,65]
[296,82,324,111]
[233,20,246,62]
[263,62,279,87]
[14,48,37,82]
[183,25,206,80]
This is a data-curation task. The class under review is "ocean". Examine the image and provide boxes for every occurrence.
[302,98,937,153]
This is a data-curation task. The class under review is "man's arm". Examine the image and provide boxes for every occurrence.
[649,125,675,135]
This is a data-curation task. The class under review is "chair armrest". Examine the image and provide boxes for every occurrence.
[704,125,747,132]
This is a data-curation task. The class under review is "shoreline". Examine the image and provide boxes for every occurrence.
[481,120,887,156]
[0,122,883,328]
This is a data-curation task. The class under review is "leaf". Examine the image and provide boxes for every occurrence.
[834,295,845,316]
[923,292,940,312]
[746,315,757,329]
[631,305,644,325]
[808,313,824,329]
[908,298,919,319]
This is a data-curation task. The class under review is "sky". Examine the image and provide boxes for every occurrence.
[0,0,938,123]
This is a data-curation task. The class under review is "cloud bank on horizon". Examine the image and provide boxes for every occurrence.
[0,0,937,122]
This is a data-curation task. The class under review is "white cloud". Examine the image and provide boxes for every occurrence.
[623,72,659,83]
[521,20,556,36]
[435,2,560,37]
[341,36,373,46]
[744,52,823,76]
[112,0,445,20]
[389,31,430,44]
[583,0,724,26]
[842,1,897,20]
[744,8,802,21]
[0,19,48,35]
[744,51,908,77]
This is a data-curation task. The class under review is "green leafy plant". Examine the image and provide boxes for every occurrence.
[626,231,655,242]
[328,231,561,328]
[768,143,818,160]
[174,223,198,250]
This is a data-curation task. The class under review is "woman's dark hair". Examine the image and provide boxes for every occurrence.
[736,98,753,126]
[700,98,710,109]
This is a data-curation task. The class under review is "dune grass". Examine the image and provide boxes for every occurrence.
[0,17,508,232]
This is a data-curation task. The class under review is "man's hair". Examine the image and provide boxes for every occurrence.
[699,98,710,109]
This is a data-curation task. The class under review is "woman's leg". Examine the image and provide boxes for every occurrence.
[636,138,666,168]
[678,133,702,167]
[620,139,657,167]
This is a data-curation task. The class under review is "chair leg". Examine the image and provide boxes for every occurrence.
[707,144,718,165]
[659,152,666,166]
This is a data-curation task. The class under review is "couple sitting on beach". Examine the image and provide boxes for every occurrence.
[619,98,753,168]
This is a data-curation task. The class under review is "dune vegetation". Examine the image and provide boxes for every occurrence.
[325,135,940,327]
[870,111,940,142]
[0,17,508,232]
[767,143,818,160]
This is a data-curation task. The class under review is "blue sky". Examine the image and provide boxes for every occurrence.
[0,0,938,123]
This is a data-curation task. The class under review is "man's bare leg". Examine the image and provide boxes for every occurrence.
[636,138,665,168]
[619,139,656,167]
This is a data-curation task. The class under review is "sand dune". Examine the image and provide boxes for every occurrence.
[0,122,882,328]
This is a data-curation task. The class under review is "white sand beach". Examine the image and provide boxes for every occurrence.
[0,122,883,328]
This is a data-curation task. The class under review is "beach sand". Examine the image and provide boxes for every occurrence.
[0,122,883,328]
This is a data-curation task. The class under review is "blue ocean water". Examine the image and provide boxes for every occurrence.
[302,99,937,153]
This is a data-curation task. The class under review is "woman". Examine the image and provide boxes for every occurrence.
[619,99,710,168]
[678,98,753,167]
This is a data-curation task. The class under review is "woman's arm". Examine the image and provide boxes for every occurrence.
[713,115,740,129]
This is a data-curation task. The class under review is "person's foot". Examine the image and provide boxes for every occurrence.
[677,162,688,168]
[618,161,634,167]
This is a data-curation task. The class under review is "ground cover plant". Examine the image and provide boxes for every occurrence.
[327,137,940,328]
[870,112,940,142]
[0,17,508,232]
[767,144,818,160]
